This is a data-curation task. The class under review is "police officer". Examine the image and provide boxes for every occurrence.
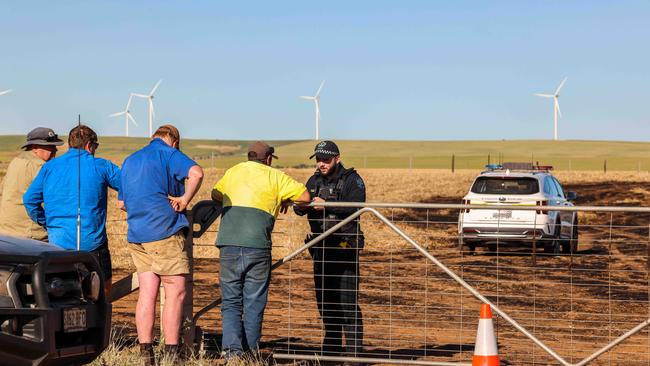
[294,141,366,361]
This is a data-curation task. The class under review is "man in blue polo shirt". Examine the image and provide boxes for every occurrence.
[23,124,120,295]
[119,124,203,365]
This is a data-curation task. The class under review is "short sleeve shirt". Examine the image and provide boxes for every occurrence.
[214,161,306,249]
[120,139,197,243]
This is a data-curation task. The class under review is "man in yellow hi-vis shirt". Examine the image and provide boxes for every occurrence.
[211,141,310,361]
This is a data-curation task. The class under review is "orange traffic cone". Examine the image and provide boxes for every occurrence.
[472,303,500,366]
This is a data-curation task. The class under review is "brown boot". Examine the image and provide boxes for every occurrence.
[161,344,180,365]
[140,343,156,366]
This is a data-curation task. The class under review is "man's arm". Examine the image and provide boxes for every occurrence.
[169,165,204,212]
[23,169,47,226]
[293,176,315,216]
[281,188,310,214]
[105,161,121,192]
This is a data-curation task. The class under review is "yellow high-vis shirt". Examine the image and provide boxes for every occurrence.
[213,161,306,249]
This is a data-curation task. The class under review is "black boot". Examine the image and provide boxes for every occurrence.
[139,343,156,366]
[162,344,180,365]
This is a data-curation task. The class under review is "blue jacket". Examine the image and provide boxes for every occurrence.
[23,149,121,251]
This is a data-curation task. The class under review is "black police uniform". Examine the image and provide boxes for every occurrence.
[294,163,366,356]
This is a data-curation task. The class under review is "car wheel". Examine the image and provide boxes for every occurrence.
[544,220,562,255]
[561,215,579,254]
[459,238,476,254]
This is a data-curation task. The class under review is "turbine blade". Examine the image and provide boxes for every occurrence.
[555,98,562,118]
[132,93,149,98]
[555,77,568,95]
[150,79,162,95]
[0,89,12,96]
[126,94,134,109]
[315,80,325,97]
[109,111,126,117]
[534,93,554,98]
[128,112,138,126]
[299,96,314,100]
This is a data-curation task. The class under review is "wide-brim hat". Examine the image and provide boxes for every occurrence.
[21,127,64,149]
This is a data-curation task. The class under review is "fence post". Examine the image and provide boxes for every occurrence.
[604,159,607,174]
[451,154,455,173]
[211,152,214,169]
[409,156,413,169]
[487,153,491,165]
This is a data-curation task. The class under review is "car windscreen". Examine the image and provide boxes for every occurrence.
[470,177,540,195]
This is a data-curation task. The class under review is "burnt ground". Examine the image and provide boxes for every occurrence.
[111,182,650,365]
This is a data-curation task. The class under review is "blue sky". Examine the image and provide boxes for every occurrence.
[0,1,648,141]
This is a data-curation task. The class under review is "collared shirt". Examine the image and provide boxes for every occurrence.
[119,138,197,243]
[0,151,48,240]
[23,149,120,251]
[213,161,307,249]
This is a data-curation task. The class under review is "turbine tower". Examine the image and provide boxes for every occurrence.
[133,79,162,137]
[300,80,325,140]
[0,88,12,96]
[534,77,567,141]
[109,94,138,137]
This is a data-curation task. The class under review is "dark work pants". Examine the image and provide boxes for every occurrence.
[310,244,363,356]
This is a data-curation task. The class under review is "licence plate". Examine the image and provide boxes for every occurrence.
[63,308,86,332]
[492,210,512,219]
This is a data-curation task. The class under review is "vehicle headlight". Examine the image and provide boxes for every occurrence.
[46,277,82,298]
[47,277,66,298]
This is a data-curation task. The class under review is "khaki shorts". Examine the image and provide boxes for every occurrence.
[128,232,190,275]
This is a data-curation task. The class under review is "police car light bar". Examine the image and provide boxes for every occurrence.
[484,164,503,171]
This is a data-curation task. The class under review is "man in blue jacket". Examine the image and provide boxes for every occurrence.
[119,124,203,365]
[24,124,120,295]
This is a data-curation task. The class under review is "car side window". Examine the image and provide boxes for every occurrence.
[544,177,557,197]
[552,177,565,199]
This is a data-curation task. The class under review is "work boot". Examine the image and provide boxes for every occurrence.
[161,344,180,365]
[139,343,156,366]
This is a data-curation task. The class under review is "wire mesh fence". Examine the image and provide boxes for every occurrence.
[108,202,650,365]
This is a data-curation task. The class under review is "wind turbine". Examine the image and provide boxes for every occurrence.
[534,77,567,141]
[133,79,162,137]
[109,94,138,137]
[300,80,325,140]
[0,88,12,96]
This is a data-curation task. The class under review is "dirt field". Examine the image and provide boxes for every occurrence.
[105,169,650,365]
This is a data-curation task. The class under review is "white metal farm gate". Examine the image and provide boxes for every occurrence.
[110,201,650,365]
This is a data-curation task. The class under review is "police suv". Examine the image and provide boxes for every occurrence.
[458,163,578,254]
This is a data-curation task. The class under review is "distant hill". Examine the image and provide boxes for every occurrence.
[1,136,650,171]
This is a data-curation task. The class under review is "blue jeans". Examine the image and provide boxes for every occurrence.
[219,246,271,356]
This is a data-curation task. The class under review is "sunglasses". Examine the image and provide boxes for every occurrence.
[316,156,335,163]
[45,134,59,142]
